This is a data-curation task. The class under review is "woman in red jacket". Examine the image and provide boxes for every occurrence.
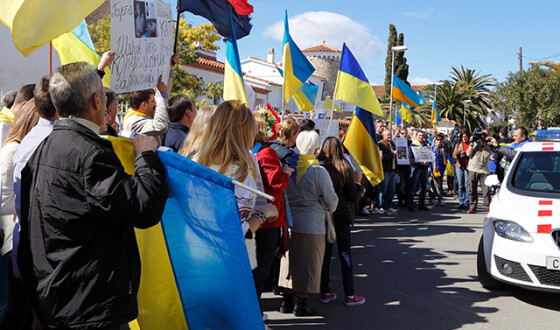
[252,112,293,315]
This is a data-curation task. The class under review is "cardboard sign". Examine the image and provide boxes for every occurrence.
[110,0,174,93]
[411,146,435,163]
[394,137,410,165]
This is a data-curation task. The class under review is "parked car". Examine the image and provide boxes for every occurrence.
[478,136,560,292]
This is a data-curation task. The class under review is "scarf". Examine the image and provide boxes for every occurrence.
[293,153,318,184]
[431,145,447,177]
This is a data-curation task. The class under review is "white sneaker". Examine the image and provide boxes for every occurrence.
[439,200,445,206]
[386,208,398,213]
[372,207,385,214]
[360,207,371,215]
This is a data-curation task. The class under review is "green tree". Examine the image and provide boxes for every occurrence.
[88,11,111,53]
[384,24,398,98]
[395,33,409,83]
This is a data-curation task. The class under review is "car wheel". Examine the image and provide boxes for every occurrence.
[477,235,505,289]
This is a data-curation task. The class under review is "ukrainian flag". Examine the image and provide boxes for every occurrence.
[325,96,342,113]
[392,75,424,108]
[52,20,110,87]
[223,14,248,104]
[0,0,104,56]
[278,66,317,112]
[334,43,383,116]
[431,98,441,126]
[282,10,315,102]
[343,107,384,186]
[400,102,412,123]
[106,137,263,330]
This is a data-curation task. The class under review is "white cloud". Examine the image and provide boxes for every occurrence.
[409,76,433,85]
[402,8,435,19]
[262,11,384,65]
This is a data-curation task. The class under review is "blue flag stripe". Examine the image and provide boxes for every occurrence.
[338,43,369,82]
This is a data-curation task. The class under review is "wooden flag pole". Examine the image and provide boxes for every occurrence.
[49,41,53,74]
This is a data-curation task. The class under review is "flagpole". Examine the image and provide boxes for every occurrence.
[49,41,52,74]
[232,180,275,201]
[389,53,395,138]
[173,0,182,54]
[433,85,437,131]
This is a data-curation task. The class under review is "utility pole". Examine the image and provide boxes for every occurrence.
[518,47,523,72]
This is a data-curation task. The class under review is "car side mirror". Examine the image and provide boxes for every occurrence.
[485,174,501,188]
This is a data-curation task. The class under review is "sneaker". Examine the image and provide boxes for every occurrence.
[320,292,337,303]
[360,207,371,215]
[468,208,476,214]
[439,200,445,206]
[386,208,398,213]
[448,190,454,195]
[372,207,385,215]
[344,295,366,306]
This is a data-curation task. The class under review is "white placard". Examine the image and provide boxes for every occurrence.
[110,0,174,93]
[394,137,410,165]
[315,119,339,144]
[411,146,435,163]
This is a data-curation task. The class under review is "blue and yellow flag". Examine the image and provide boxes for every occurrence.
[334,43,383,116]
[396,105,402,126]
[343,107,384,186]
[106,137,263,330]
[223,14,248,104]
[400,102,412,123]
[282,10,315,102]
[0,0,104,56]
[293,81,318,112]
[52,20,110,87]
[325,96,342,113]
[392,75,424,108]
[431,98,441,126]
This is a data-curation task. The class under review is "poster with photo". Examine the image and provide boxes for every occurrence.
[411,146,435,163]
[111,0,174,93]
[394,137,410,165]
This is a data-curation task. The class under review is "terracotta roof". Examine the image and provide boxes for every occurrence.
[244,75,282,86]
[338,119,350,126]
[249,85,270,94]
[184,57,224,74]
[302,44,341,53]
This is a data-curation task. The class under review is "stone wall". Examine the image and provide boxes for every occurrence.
[308,56,340,99]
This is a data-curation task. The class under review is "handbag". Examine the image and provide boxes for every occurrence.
[314,166,336,244]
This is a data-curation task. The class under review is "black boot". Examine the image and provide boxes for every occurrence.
[293,297,317,317]
[279,293,295,313]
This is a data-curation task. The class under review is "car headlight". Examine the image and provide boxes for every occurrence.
[492,219,533,242]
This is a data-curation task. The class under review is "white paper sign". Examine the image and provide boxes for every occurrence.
[315,119,339,144]
[411,146,435,163]
[394,137,410,165]
[110,0,174,93]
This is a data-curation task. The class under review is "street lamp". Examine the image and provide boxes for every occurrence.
[463,100,472,128]
[389,45,408,136]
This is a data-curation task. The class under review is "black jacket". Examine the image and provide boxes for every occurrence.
[161,122,189,152]
[18,119,168,329]
[322,163,360,225]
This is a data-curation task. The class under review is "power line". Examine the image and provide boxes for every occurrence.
[521,52,560,61]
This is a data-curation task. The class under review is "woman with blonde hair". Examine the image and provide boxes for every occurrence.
[269,119,300,166]
[187,100,278,237]
[0,99,39,328]
[179,104,216,158]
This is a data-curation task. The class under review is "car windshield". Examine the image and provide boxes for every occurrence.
[511,151,560,193]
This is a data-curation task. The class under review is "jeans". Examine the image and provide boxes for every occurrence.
[468,171,491,211]
[320,221,354,297]
[408,168,428,208]
[456,167,470,206]
[0,252,31,330]
[381,171,396,210]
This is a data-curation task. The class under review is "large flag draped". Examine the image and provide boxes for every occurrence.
[334,43,383,116]
[431,98,441,126]
[343,107,384,186]
[282,10,315,102]
[391,74,424,108]
[0,0,104,56]
[52,20,110,87]
[106,137,263,330]
[223,15,248,104]
[179,0,253,39]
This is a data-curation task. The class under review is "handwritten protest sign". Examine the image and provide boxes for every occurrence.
[315,119,339,144]
[111,0,174,93]
[411,146,435,163]
[394,137,410,165]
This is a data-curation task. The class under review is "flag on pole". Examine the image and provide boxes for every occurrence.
[0,0,104,56]
[431,98,441,126]
[106,137,263,330]
[325,96,342,113]
[179,0,253,39]
[52,20,110,87]
[400,102,412,123]
[391,75,424,108]
[223,14,248,104]
[293,81,318,112]
[396,106,402,126]
[343,107,384,186]
[334,43,383,116]
[282,10,315,102]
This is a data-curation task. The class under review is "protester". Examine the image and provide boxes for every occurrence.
[0,90,17,124]
[299,119,315,132]
[0,99,40,329]
[466,131,492,213]
[453,130,471,209]
[317,137,365,307]
[430,133,447,206]
[395,128,411,208]
[407,130,430,211]
[122,75,169,143]
[279,130,338,317]
[378,130,398,213]
[161,94,196,152]
[534,119,547,131]
[17,62,169,329]
[269,119,300,166]
[98,87,118,137]
[488,126,531,175]
[178,105,217,158]
[0,84,35,143]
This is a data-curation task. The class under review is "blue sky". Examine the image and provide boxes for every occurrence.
[163,0,560,86]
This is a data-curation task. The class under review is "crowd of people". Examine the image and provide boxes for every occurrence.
[0,54,538,329]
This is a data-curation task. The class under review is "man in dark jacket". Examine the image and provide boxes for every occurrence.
[161,93,195,152]
[407,130,430,211]
[17,62,169,329]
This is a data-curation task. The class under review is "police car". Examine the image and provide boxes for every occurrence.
[477,130,560,291]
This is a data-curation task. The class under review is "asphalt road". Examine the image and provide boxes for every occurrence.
[262,193,560,329]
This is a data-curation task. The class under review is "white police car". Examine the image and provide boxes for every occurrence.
[477,130,560,291]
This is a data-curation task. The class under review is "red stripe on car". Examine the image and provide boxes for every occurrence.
[538,224,552,233]
[539,200,553,205]
[538,210,553,217]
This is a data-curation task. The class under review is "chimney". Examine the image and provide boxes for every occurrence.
[267,48,275,63]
